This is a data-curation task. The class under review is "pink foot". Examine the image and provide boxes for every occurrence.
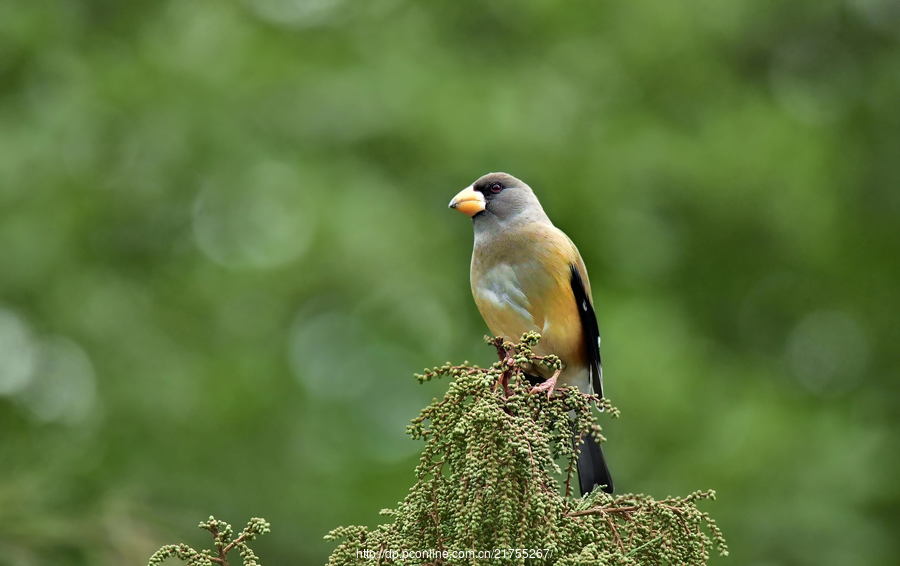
[530,370,560,397]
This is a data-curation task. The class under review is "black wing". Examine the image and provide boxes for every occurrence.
[569,264,603,397]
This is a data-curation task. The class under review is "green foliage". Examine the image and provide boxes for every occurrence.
[326,334,727,565]
[3,2,898,564]
[148,516,270,566]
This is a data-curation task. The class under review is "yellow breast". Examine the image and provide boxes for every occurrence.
[470,223,588,386]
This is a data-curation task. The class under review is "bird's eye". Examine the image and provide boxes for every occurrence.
[489,182,503,194]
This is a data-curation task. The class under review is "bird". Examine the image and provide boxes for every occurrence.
[448,171,613,495]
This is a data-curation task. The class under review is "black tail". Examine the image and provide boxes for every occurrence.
[577,434,613,495]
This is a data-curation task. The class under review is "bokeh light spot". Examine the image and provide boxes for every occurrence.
[19,336,97,424]
[786,310,870,395]
[0,308,38,396]
[192,160,315,269]
[243,0,345,28]
[848,0,900,34]
[288,310,378,400]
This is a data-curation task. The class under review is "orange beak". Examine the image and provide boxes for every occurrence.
[448,186,486,217]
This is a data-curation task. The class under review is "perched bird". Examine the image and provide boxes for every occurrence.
[448,172,613,495]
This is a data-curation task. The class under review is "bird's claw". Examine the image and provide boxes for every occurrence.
[529,374,559,398]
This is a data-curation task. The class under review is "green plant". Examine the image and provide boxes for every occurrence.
[326,333,727,565]
[147,516,270,566]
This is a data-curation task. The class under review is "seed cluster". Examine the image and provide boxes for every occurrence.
[327,333,728,565]
[148,516,271,566]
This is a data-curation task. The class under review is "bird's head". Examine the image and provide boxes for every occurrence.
[448,172,548,226]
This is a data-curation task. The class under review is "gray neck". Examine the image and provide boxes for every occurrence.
[472,204,552,244]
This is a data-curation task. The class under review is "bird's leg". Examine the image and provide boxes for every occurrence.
[490,336,508,362]
[488,337,515,397]
[530,367,561,397]
[494,356,515,397]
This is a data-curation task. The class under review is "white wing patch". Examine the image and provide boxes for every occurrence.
[476,263,534,323]
[596,337,604,395]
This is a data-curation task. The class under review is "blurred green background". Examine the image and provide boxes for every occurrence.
[1,0,898,564]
